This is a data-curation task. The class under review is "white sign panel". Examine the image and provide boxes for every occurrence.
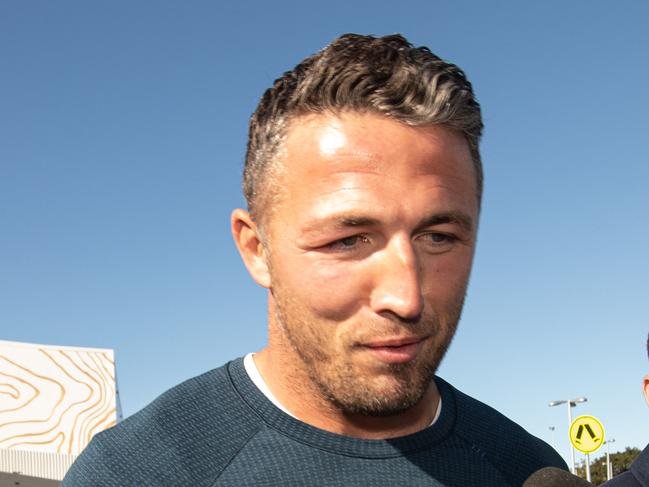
[0,340,117,456]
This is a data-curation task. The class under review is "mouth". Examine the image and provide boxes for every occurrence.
[360,336,427,364]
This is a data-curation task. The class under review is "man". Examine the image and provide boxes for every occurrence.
[601,335,649,486]
[63,33,566,486]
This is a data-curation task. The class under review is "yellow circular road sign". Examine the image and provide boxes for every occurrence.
[569,415,605,454]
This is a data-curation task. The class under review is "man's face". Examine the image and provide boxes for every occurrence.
[263,112,479,416]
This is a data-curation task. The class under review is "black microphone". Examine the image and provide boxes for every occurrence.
[522,467,594,486]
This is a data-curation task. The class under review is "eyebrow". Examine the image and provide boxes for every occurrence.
[302,211,474,236]
[416,212,474,232]
[333,216,381,228]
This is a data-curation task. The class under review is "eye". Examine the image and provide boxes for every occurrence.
[326,234,370,251]
[428,233,452,243]
[419,232,457,250]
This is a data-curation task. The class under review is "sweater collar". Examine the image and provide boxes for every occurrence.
[227,356,456,458]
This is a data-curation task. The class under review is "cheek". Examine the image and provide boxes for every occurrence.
[421,254,473,303]
[288,259,369,321]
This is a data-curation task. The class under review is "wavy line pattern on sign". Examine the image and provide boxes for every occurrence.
[0,341,117,455]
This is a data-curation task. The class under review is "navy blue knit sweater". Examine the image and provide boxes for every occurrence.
[63,357,567,486]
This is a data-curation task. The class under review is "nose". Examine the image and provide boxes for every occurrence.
[369,236,424,321]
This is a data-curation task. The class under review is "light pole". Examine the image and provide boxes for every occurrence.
[549,397,587,474]
[605,438,616,480]
[548,426,557,451]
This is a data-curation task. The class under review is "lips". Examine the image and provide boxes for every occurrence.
[363,337,424,348]
[361,336,426,364]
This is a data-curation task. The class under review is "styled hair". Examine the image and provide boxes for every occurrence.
[244,33,483,220]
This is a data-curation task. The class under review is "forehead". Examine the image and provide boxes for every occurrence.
[282,112,474,184]
[288,111,468,164]
[266,111,478,228]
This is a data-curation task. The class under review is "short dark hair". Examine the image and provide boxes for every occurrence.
[244,33,483,221]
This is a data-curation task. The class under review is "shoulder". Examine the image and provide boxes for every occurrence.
[63,359,263,487]
[602,444,649,487]
[602,471,643,487]
[437,377,568,484]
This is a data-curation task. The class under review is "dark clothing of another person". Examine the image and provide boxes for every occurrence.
[63,357,567,486]
[603,445,649,487]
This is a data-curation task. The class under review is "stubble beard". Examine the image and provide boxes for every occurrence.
[272,290,464,418]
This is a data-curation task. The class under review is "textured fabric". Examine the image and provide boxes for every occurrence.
[62,357,567,486]
[602,444,649,487]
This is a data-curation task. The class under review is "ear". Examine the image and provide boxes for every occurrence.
[231,209,271,288]
[642,376,649,408]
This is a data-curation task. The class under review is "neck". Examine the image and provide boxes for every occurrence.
[254,306,440,439]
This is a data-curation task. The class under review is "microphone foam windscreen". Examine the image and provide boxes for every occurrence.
[522,467,594,486]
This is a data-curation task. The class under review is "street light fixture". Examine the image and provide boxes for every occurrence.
[549,397,588,474]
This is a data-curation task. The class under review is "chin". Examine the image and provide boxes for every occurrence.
[333,387,428,417]
[317,362,436,417]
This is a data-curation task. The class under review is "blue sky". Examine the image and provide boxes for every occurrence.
[2,1,648,467]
